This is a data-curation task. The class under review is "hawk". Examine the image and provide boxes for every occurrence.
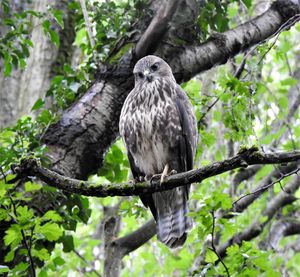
[119,55,197,248]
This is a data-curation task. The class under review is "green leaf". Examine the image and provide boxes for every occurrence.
[31,98,45,111]
[13,262,28,273]
[74,28,87,46]
[205,249,218,263]
[4,225,22,247]
[53,256,65,266]
[4,249,15,263]
[242,0,252,8]
[36,109,53,124]
[35,222,63,241]
[42,210,63,222]
[49,30,60,47]
[16,205,34,224]
[0,265,9,273]
[42,20,50,32]
[38,270,48,277]
[32,248,50,261]
[4,60,12,76]
[0,209,8,221]
[280,77,298,87]
[61,235,74,252]
[25,181,42,192]
[52,9,64,28]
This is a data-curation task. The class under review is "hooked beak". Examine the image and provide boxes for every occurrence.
[144,69,153,82]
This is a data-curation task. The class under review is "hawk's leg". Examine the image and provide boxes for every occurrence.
[150,165,178,185]
[160,163,169,184]
[150,164,176,185]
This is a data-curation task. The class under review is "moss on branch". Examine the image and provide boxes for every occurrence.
[11,148,300,198]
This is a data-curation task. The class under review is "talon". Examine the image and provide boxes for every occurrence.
[169,170,177,175]
[150,174,160,184]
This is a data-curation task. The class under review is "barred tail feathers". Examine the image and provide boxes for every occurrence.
[153,187,192,248]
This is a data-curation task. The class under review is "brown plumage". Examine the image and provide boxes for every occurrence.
[119,55,197,248]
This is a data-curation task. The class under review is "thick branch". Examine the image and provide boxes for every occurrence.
[268,219,300,249]
[15,148,300,197]
[113,219,156,256]
[171,0,300,81]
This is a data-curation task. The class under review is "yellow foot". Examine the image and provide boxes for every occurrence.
[160,164,169,184]
[150,164,174,185]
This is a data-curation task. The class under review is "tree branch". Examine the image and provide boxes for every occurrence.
[268,219,300,249]
[135,0,181,58]
[13,148,300,197]
[171,0,300,81]
[216,174,300,258]
[114,219,156,256]
[232,163,300,213]
[78,0,95,49]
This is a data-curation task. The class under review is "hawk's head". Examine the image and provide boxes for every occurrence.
[133,55,175,84]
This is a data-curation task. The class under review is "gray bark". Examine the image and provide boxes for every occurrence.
[0,0,75,128]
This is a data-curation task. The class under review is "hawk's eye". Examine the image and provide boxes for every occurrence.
[150,63,159,72]
[138,72,144,78]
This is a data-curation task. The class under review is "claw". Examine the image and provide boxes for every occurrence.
[150,164,174,185]
[169,169,177,175]
[150,174,160,184]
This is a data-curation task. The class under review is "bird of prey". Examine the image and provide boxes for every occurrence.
[119,55,197,248]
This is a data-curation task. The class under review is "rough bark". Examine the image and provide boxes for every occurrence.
[12,148,300,197]
[0,0,75,128]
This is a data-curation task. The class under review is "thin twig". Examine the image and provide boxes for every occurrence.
[210,211,230,277]
[73,249,102,277]
[257,14,300,66]
[78,0,95,49]
[199,13,300,122]
[233,168,300,206]
[0,166,7,183]
[9,196,36,277]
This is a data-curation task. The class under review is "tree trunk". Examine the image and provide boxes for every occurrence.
[0,0,75,128]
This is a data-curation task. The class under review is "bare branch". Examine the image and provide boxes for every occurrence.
[12,148,300,197]
[135,0,181,58]
[114,219,156,256]
[78,0,95,49]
